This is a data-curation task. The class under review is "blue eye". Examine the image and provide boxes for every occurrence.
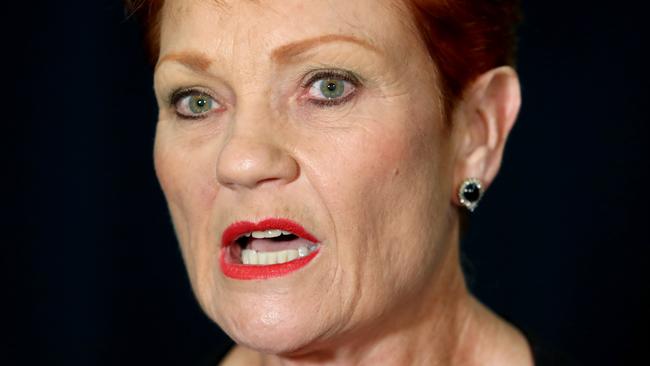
[172,90,220,119]
[305,71,359,106]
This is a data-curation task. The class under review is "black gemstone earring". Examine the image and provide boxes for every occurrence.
[458,178,483,212]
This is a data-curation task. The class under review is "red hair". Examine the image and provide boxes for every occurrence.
[125,0,521,113]
[407,0,521,112]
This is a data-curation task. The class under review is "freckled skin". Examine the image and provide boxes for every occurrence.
[153,0,529,365]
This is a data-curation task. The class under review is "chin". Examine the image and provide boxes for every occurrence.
[219,302,325,355]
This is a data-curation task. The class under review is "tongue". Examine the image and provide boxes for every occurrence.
[248,238,314,252]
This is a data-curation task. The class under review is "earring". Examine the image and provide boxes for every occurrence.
[458,178,483,212]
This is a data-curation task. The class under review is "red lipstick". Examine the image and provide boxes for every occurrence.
[220,218,320,280]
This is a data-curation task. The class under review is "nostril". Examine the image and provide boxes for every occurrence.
[256,177,282,185]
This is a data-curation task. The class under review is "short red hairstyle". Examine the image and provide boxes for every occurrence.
[126,0,521,112]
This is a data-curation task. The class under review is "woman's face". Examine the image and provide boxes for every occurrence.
[154,0,459,354]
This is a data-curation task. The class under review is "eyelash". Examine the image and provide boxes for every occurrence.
[167,69,362,120]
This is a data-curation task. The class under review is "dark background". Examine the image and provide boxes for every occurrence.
[5,1,648,365]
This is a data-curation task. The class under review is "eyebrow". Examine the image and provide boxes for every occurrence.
[155,34,380,73]
[270,34,381,63]
[156,52,212,73]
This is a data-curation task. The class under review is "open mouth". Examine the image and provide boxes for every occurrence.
[234,230,319,265]
[219,218,321,280]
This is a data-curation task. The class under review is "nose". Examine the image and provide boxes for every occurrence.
[216,123,299,190]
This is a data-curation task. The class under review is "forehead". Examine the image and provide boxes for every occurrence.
[159,0,420,61]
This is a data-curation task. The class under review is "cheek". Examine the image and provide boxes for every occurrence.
[153,125,222,300]
[320,107,447,234]
[356,125,445,254]
[308,105,452,314]
[154,127,219,222]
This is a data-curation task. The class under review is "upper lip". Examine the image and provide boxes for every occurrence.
[221,218,320,247]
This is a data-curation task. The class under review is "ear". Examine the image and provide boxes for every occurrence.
[452,66,521,204]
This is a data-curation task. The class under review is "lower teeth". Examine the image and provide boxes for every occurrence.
[241,245,317,265]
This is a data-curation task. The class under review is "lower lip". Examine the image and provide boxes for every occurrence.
[219,248,320,280]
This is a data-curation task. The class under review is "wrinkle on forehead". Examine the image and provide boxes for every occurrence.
[159,0,434,86]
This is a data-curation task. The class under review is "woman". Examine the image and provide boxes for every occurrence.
[128,0,531,364]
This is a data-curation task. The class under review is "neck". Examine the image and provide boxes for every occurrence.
[229,232,532,366]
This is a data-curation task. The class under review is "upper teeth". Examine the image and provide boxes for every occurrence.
[247,230,292,239]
